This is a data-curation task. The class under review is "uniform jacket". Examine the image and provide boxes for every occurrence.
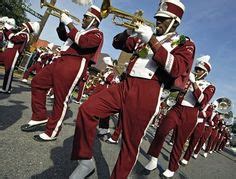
[179,79,215,109]
[56,23,103,65]
[4,28,29,54]
[112,31,195,90]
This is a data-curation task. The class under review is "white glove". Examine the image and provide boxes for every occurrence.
[134,22,153,43]
[189,72,196,83]
[60,13,73,25]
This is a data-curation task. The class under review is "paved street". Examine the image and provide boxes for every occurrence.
[0,73,235,179]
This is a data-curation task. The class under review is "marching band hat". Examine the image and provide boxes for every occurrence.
[195,55,212,73]
[85,5,102,23]
[155,0,185,23]
[22,21,40,35]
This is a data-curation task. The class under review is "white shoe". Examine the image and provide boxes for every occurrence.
[202,143,206,150]
[144,156,158,171]
[69,159,95,179]
[203,153,208,158]
[193,154,198,159]
[168,141,174,146]
[180,159,188,166]
[106,137,118,144]
[162,169,174,178]
[0,88,11,94]
[209,151,213,154]
[39,133,56,140]
[21,79,28,83]
[49,94,54,99]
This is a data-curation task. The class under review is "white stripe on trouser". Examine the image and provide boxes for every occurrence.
[51,58,86,138]
[5,50,19,91]
[129,83,164,176]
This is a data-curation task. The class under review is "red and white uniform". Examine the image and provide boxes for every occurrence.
[205,112,221,153]
[148,78,215,172]
[182,103,214,161]
[211,119,224,151]
[219,128,230,150]
[22,52,53,80]
[29,24,103,138]
[193,105,215,155]
[71,31,195,178]
[75,71,89,102]
[0,28,30,91]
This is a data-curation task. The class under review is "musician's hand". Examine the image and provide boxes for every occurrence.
[189,72,196,83]
[134,22,153,43]
[60,13,73,25]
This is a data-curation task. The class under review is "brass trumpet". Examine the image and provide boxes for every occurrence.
[101,0,155,29]
[40,0,80,24]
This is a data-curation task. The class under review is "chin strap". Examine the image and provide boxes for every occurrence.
[196,71,207,80]
[85,18,95,30]
[163,18,176,35]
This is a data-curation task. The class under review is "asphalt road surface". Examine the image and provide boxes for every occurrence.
[0,74,235,179]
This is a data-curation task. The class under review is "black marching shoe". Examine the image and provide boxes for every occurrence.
[33,133,57,142]
[21,123,46,132]
[140,168,152,175]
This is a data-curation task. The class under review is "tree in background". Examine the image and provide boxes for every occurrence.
[0,0,29,25]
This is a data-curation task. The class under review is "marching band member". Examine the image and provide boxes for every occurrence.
[21,44,54,83]
[0,16,9,64]
[143,55,215,178]
[180,103,215,166]
[70,0,195,178]
[193,104,216,158]
[203,110,222,157]
[214,122,227,151]
[218,127,230,151]
[20,5,103,142]
[0,20,40,93]
[70,70,89,104]
[210,118,225,152]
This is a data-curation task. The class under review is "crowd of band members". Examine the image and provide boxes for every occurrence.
[0,0,233,178]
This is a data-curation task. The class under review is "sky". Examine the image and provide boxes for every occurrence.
[25,0,236,118]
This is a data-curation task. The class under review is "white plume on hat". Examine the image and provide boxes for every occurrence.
[47,42,54,50]
[29,22,40,35]
[72,0,93,5]
[103,56,113,67]
[4,18,16,30]
[23,21,40,35]
[0,16,9,23]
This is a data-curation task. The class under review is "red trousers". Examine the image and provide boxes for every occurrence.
[0,48,19,91]
[183,122,205,161]
[71,77,162,179]
[23,62,43,79]
[148,105,198,172]
[219,138,227,150]
[111,116,122,141]
[211,132,220,151]
[76,79,86,101]
[31,56,87,138]
[194,126,212,154]
[205,128,218,153]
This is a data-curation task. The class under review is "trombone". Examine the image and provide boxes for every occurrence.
[101,0,155,29]
[40,0,80,24]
